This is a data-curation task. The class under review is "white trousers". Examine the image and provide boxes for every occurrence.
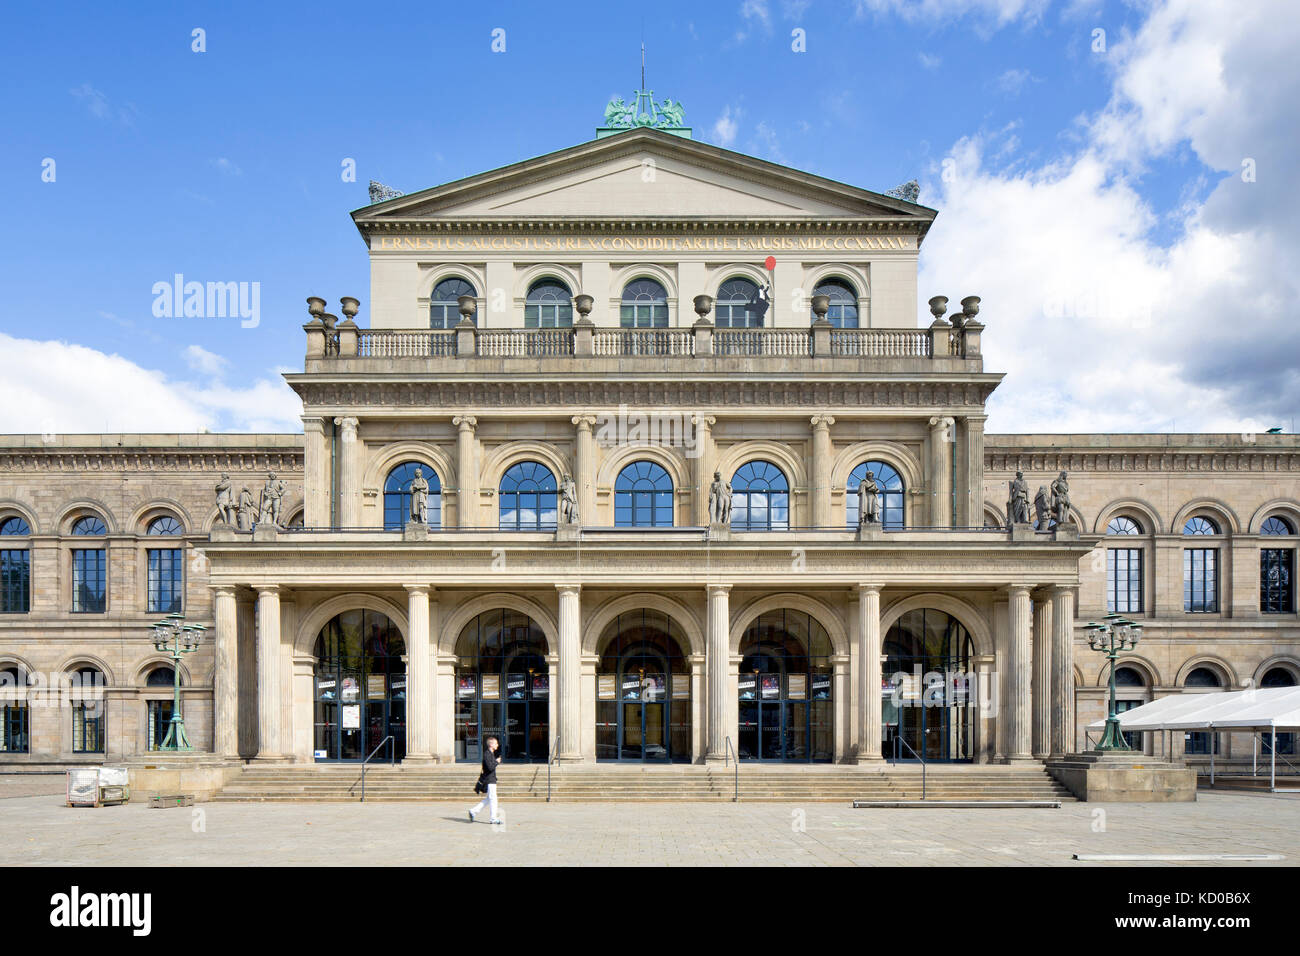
[471,783,499,821]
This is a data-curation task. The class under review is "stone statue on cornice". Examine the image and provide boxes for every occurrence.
[410,467,430,525]
[1034,485,1051,528]
[1051,471,1072,526]
[1008,471,1031,525]
[559,474,579,525]
[215,473,234,526]
[237,487,255,532]
[858,472,881,526]
[708,471,732,525]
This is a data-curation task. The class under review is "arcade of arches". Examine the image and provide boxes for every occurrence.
[241,585,1083,765]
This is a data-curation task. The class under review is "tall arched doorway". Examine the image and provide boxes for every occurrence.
[313,609,406,762]
[595,609,692,762]
[883,609,974,761]
[454,609,549,763]
[738,609,834,762]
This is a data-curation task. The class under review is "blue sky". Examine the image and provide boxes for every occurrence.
[0,0,1293,434]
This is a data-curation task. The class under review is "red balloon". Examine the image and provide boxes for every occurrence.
[764,256,776,271]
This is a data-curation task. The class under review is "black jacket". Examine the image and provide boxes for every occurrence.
[477,749,502,787]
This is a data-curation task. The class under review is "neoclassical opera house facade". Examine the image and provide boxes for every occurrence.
[1,104,1296,779]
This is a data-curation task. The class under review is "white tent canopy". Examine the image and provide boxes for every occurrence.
[1088,687,1300,791]
[1087,687,1300,732]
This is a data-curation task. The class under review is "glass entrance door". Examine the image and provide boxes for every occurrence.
[616,672,669,761]
[312,610,406,762]
[455,672,549,763]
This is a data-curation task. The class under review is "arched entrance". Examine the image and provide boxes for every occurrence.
[883,609,974,761]
[595,609,692,762]
[454,609,549,763]
[738,609,834,762]
[313,609,406,762]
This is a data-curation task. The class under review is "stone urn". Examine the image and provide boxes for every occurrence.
[457,295,478,322]
[573,294,594,319]
[811,294,830,321]
[339,297,360,320]
[693,294,714,320]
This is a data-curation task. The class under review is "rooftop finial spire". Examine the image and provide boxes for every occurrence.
[641,42,645,89]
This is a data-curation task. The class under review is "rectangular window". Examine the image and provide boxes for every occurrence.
[147,700,174,751]
[1262,548,1295,613]
[1,704,28,753]
[71,548,106,613]
[1183,548,1218,613]
[0,549,30,614]
[1185,731,1220,755]
[72,703,104,753]
[1115,699,1143,750]
[1106,548,1143,614]
[147,548,183,614]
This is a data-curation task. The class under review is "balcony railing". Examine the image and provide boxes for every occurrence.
[307,322,981,361]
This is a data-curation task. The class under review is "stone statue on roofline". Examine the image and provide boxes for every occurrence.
[1051,471,1072,526]
[237,487,255,532]
[1034,486,1051,529]
[215,473,235,526]
[1008,471,1031,525]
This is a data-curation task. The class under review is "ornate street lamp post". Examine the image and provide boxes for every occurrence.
[1084,613,1143,751]
[150,612,206,751]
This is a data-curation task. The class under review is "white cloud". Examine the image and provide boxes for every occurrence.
[69,83,137,125]
[712,105,742,148]
[919,0,1300,433]
[209,157,242,176]
[993,67,1031,96]
[183,344,230,377]
[854,0,1048,27]
[0,334,302,434]
[918,52,942,70]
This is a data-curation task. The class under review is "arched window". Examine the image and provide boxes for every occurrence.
[1107,516,1144,614]
[882,608,975,761]
[811,278,858,328]
[1,517,31,536]
[146,516,183,614]
[1114,666,1145,687]
[596,609,691,761]
[313,609,407,761]
[1262,516,1295,535]
[620,279,669,328]
[147,515,184,536]
[383,462,441,530]
[847,460,904,530]
[146,667,177,687]
[1183,516,1219,613]
[614,461,674,527]
[430,277,476,329]
[1261,515,1295,614]
[524,279,573,329]
[1,666,29,753]
[1107,516,1142,535]
[731,461,789,531]
[71,667,104,754]
[499,462,558,530]
[1185,666,1221,688]
[716,277,764,328]
[71,515,107,535]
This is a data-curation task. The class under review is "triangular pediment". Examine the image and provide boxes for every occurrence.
[353,128,934,225]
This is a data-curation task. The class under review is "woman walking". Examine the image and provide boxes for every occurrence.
[468,736,504,824]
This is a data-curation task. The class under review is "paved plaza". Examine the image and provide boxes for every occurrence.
[1,780,1298,866]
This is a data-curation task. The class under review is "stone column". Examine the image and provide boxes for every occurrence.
[928,416,954,528]
[405,585,434,761]
[856,584,884,762]
[236,594,257,757]
[810,414,835,528]
[961,416,986,527]
[254,585,282,759]
[1005,584,1033,761]
[1031,589,1053,759]
[691,415,716,525]
[333,416,360,527]
[302,417,329,528]
[211,585,238,757]
[705,584,731,762]
[570,415,597,525]
[557,584,583,761]
[1050,586,1077,757]
[453,416,478,528]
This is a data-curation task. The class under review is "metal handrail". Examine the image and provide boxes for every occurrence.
[893,734,927,800]
[723,736,739,802]
[546,737,561,802]
[352,735,393,803]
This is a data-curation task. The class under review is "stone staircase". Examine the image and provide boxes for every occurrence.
[211,763,1075,803]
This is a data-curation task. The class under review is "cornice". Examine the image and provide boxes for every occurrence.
[985,450,1300,473]
[289,378,998,410]
[356,218,927,236]
[0,449,304,473]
